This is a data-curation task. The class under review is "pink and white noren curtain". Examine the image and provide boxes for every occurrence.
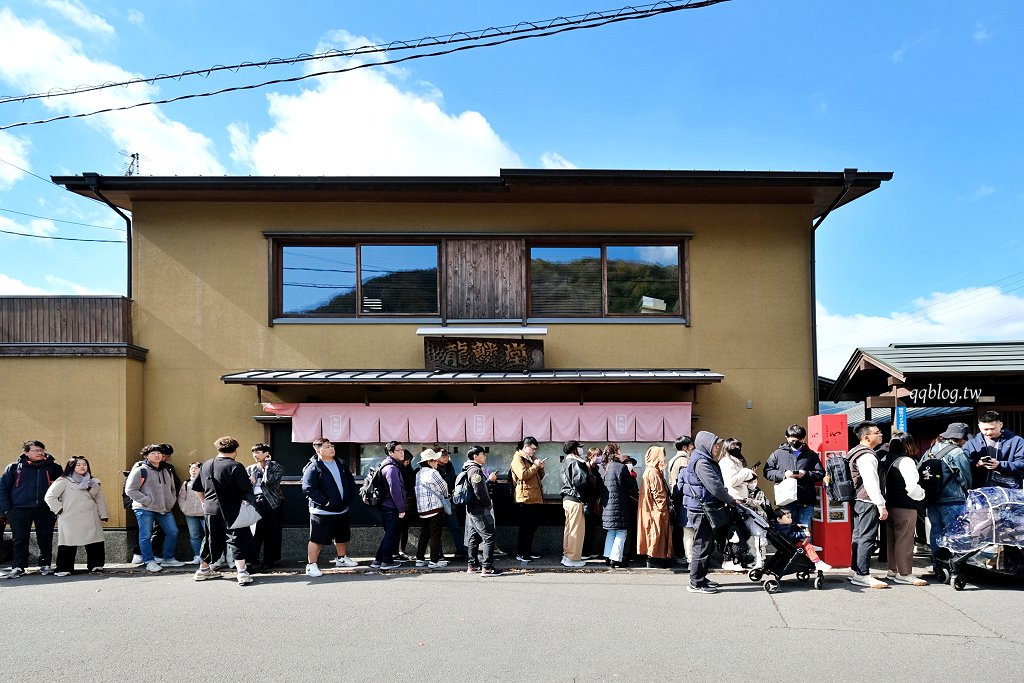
[261,402,691,444]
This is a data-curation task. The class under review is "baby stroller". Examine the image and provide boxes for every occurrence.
[936,487,1024,591]
[738,503,824,594]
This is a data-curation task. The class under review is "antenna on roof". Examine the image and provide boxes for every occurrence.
[119,150,142,176]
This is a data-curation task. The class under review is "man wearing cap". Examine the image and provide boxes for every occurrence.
[920,423,972,578]
[435,447,468,559]
[964,410,1024,490]
[462,446,502,577]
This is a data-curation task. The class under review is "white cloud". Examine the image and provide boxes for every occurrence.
[0,214,56,238]
[973,23,991,44]
[891,31,934,64]
[44,274,118,294]
[36,0,113,37]
[540,152,576,170]
[126,9,144,26]
[0,273,49,294]
[0,131,31,189]
[228,30,522,175]
[975,184,995,199]
[0,8,224,175]
[816,287,1024,378]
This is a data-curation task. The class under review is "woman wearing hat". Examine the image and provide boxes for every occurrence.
[414,449,450,568]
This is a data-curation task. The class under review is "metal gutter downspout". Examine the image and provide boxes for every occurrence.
[809,168,858,408]
[83,172,133,299]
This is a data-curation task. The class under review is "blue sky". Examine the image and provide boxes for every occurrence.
[1,1,1022,376]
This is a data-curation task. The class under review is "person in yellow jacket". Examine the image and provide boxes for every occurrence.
[510,436,545,562]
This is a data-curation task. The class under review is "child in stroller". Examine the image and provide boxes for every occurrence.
[772,508,832,572]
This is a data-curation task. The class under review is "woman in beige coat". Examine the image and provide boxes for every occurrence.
[44,456,109,576]
[637,446,673,567]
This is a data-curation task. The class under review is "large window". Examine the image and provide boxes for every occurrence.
[280,244,438,317]
[529,244,682,318]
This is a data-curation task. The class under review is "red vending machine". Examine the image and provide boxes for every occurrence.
[807,413,851,568]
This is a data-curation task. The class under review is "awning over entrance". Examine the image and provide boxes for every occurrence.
[262,402,692,443]
[223,368,724,386]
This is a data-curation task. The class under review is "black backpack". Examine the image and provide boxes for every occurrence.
[824,451,855,503]
[359,460,391,507]
[918,445,957,502]
[451,470,471,505]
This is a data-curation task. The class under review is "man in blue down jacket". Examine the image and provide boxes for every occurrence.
[681,430,743,594]
[964,410,1024,489]
[1,440,64,578]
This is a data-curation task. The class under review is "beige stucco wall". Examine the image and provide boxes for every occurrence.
[0,355,144,527]
[128,200,816,464]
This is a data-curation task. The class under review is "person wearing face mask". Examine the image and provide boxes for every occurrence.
[581,447,606,560]
[178,462,206,564]
[44,456,109,576]
[668,436,696,569]
[510,436,545,563]
[764,425,824,541]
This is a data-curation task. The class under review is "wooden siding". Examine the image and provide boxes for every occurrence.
[444,239,524,320]
[0,297,132,343]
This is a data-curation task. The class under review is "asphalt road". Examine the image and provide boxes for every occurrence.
[1,563,1021,682]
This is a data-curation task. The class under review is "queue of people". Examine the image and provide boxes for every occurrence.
[2,411,1021,589]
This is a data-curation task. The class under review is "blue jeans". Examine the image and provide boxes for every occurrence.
[185,516,205,557]
[785,502,815,539]
[603,529,627,562]
[134,509,178,562]
[375,507,401,564]
[927,502,964,570]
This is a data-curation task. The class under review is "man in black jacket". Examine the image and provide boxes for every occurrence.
[301,438,358,577]
[0,440,63,578]
[463,446,502,577]
[763,425,825,540]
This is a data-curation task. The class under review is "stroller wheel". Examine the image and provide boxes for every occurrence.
[952,575,967,591]
[795,571,810,582]
[933,567,948,585]
[763,578,781,594]
[748,568,763,582]
[813,574,824,590]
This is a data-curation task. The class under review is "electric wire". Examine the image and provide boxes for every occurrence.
[0,227,124,243]
[0,1,728,105]
[0,1,731,131]
[0,206,125,231]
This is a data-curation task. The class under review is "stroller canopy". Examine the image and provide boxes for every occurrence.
[939,487,1024,554]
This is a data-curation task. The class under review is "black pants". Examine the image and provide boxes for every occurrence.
[251,499,283,565]
[466,509,496,569]
[416,513,443,562]
[687,510,714,588]
[396,506,418,555]
[583,509,604,557]
[201,513,251,565]
[516,503,540,556]
[55,542,105,573]
[8,507,56,569]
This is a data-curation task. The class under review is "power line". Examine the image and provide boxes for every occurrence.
[0,227,124,243]
[0,205,126,231]
[0,1,728,106]
[0,156,57,186]
[0,1,731,131]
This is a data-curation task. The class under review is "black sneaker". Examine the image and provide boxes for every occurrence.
[38,565,53,576]
[687,584,718,594]
[6,567,26,580]
[515,555,533,563]
[704,580,720,589]
[481,567,504,577]
[378,562,401,570]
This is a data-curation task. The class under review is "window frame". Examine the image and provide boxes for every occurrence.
[526,239,688,320]
[271,237,441,320]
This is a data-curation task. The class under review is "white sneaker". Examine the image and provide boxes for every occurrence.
[190,555,201,565]
[160,558,184,567]
[884,570,897,580]
[305,563,322,577]
[848,574,888,589]
[145,561,163,573]
[892,573,928,586]
[720,561,743,571]
[415,559,428,567]
[131,554,144,565]
[561,558,586,568]
[237,570,253,586]
[153,557,164,564]
[815,560,832,571]
[334,556,358,568]
[428,560,449,568]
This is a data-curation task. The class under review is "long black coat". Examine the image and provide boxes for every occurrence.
[601,460,637,530]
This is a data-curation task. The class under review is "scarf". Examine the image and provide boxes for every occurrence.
[70,472,93,490]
